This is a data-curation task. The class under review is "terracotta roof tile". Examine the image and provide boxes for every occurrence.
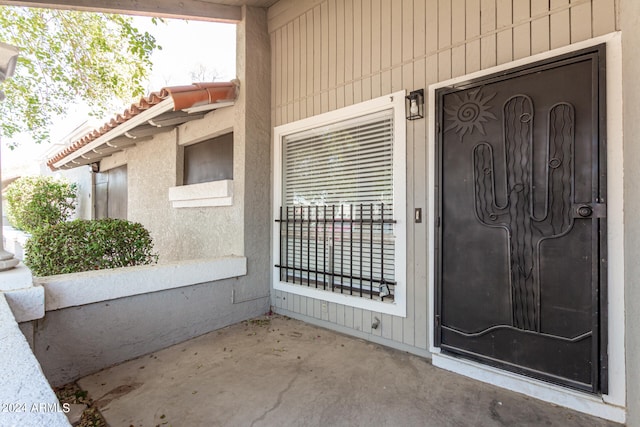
[47,81,239,170]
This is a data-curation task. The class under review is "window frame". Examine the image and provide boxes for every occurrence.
[272,91,407,317]
[169,129,235,208]
[183,132,234,186]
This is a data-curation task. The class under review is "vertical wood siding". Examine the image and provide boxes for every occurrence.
[269,0,617,353]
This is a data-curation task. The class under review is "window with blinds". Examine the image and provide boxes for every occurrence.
[283,110,393,207]
[276,109,397,301]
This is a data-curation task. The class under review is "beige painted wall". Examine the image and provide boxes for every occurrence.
[269,0,617,360]
[267,0,636,421]
[125,112,244,262]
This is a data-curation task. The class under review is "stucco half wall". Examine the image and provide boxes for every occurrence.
[22,259,268,386]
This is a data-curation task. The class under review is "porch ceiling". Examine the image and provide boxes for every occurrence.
[0,0,279,22]
[46,81,239,171]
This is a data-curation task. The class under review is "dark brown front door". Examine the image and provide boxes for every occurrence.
[435,45,607,393]
[95,165,128,220]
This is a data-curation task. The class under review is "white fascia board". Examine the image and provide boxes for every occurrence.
[183,100,235,114]
[53,99,237,169]
[52,98,175,169]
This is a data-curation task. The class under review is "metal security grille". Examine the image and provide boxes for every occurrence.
[276,203,396,299]
[276,108,397,301]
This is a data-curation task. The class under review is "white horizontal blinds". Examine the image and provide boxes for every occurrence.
[281,109,396,299]
[283,109,394,206]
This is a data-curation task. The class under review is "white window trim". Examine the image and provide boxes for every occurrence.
[178,127,234,147]
[272,91,407,317]
[169,179,233,208]
[170,129,235,208]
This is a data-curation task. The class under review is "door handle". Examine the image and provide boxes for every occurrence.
[572,203,606,218]
[577,205,592,217]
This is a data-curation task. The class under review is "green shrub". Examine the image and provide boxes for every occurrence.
[24,219,159,276]
[5,176,77,233]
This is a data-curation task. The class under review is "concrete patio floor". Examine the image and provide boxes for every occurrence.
[78,314,621,427]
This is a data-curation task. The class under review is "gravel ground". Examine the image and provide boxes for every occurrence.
[54,382,108,427]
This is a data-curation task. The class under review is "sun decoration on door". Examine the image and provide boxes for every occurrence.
[444,88,497,141]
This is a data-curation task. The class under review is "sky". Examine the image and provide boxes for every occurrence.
[1,16,236,176]
[135,17,236,90]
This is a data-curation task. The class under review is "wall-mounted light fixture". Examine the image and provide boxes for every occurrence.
[405,89,424,120]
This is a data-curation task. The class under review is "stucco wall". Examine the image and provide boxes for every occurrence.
[0,295,70,427]
[235,6,273,303]
[49,100,244,263]
[124,109,244,262]
[26,276,266,386]
[94,9,272,266]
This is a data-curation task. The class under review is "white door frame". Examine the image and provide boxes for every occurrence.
[426,32,625,423]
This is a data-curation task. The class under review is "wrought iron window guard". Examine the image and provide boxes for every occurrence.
[275,203,396,300]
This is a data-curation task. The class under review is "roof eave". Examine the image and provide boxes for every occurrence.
[47,81,239,171]
[52,99,174,170]
[51,99,236,170]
